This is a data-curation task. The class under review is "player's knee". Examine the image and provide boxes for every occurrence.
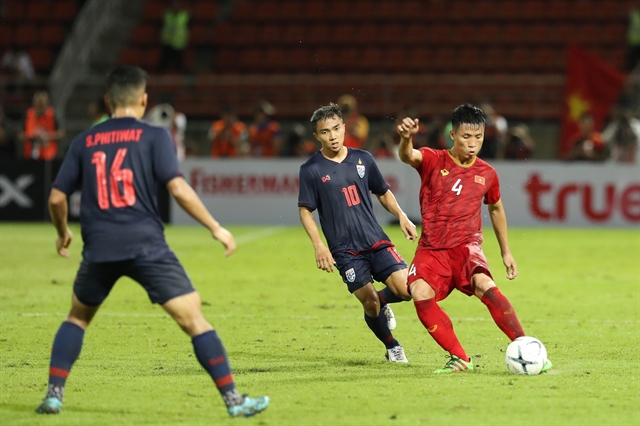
[361,297,380,317]
[174,313,212,337]
[473,277,496,298]
[410,281,435,301]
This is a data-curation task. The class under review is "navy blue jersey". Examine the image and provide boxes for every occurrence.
[298,148,392,254]
[53,117,182,262]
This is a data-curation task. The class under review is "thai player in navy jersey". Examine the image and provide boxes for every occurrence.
[298,103,418,363]
[35,66,269,418]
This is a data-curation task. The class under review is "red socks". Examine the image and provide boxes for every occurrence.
[414,299,469,361]
[481,287,525,341]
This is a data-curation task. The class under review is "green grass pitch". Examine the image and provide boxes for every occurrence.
[1,223,638,425]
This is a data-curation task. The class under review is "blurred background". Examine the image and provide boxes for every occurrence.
[1,0,639,225]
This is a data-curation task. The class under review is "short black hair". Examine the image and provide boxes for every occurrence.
[106,66,147,109]
[451,104,486,132]
[310,103,343,132]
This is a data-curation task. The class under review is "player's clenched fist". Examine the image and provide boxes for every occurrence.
[397,117,420,139]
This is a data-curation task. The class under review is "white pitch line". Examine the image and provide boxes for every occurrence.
[234,226,287,245]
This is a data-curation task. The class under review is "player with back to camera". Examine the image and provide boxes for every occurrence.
[298,103,418,363]
[396,104,552,373]
[35,66,269,418]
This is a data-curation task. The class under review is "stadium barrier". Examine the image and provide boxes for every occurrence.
[2,159,637,228]
[0,159,170,223]
[172,159,640,228]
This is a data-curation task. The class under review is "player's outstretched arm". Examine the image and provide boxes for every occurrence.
[397,117,423,167]
[167,177,236,257]
[488,199,518,280]
[299,207,335,273]
[48,188,73,257]
[376,190,417,241]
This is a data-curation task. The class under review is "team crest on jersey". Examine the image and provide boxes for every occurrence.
[440,169,449,176]
[474,175,485,185]
[345,268,356,282]
[356,162,365,178]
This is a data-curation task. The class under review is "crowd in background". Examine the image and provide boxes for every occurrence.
[1,88,639,164]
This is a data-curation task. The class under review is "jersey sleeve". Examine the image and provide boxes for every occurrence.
[367,154,390,195]
[417,147,439,177]
[297,167,317,211]
[484,169,501,204]
[153,127,183,185]
[52,137,82,195]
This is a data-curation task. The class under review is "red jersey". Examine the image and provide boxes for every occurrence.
[415,148,500,250]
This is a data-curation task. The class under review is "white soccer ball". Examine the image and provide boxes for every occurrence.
[505,336,548,375]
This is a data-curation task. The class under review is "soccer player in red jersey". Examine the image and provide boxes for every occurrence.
[396,104,552,373]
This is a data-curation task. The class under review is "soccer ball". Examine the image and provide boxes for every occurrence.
[505,336,547,375]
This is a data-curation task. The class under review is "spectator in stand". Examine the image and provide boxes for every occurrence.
[478,102,508,160]
[19,91,65,160]
[280,124,317,158]
[338,94,369,149]
[208,106,247,158]
[602,108,640,164]
[88,98,110,127]
[0,104,18,159]
[424,116,447,149]
[145,103,187,161]
[248,101,282,157]
[627,5,640,72]
[1,49,35,82]
[562,113,608,162]
[504,124,536,160]
[159,0,190,72]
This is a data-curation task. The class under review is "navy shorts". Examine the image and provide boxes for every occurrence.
[334,246,408,293]
[73,250,195,306]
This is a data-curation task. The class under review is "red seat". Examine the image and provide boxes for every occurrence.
[405,24,428,45]
[190,25,213,47]
[544,0,571,20]
[119,48,141,66]
[378,24,402,45]
[14,25,38,47]
[192,0,218,22]
[216,49,238,71]
[281,1,304,22]
[260,25,282,45]
[228,0,252,21]
[494,0,520,21]
[51,0,78,22]
[0,26,12,48]
[212,24,234,46]
[502,23,525,46]
[238,49,263,71]
[328,24,353,45]
[29,47,54,72]
[353,24,378,45]
[231,24,258,46]
[601,23,627,45]
[359,47,383,72]
[306,24,330,46]
[27,0,51,21]
[4,2,24,22]
[280,25,306,45]
[131,25,158,46]
[521,0,545,20]
[39,25,66,46]
[141,0,165,22]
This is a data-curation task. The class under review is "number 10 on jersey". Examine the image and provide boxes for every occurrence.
[342,185,361,207]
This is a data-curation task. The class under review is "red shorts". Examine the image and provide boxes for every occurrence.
[407,243,492,301]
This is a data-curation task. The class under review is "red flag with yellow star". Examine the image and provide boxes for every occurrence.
[559,46,625,156]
